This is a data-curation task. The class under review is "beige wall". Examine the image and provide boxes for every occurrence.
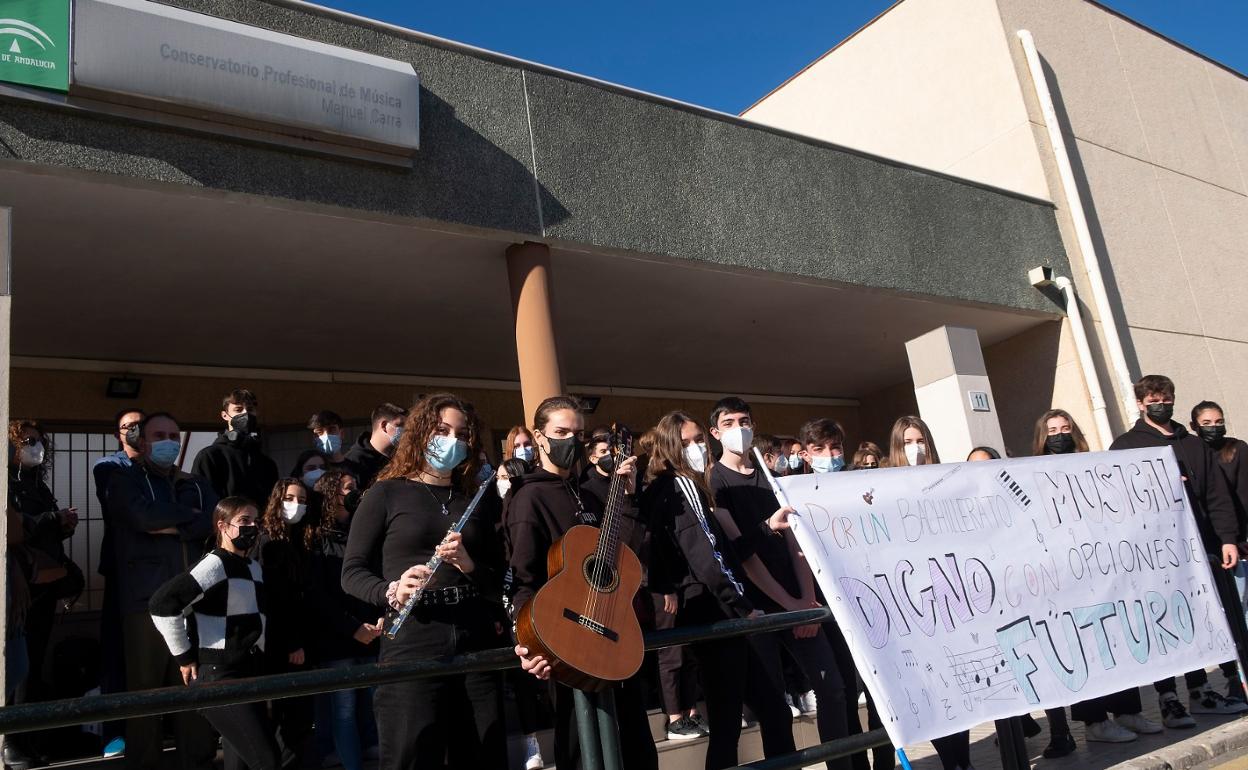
[742,0,1049,200]
[996,0,1248,435]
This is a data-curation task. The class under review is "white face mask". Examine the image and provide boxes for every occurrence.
[281,501,307,524]
[514,445,534,462]
[496,478,511,499]
[904,443,925,466]
[18,442,45,468]
[718,426,753,456]
[684,442,709,474]
[787,454,803,471]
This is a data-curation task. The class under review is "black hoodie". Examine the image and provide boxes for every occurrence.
[505,468,602,620]
[191,434,279,507]
[1110,418,1238,549]
[342,433,391,490]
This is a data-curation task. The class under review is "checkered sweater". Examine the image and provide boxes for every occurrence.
[150,548,266,667]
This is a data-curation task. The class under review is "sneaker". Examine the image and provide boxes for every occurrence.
[1227,682,1247,705]
[666,717,702,741]
[689,713,710,735]
[1115,713,1163,735]
[858,691,867,707]
[1159,692,1196,728]
[1191,687,1248,715]
[798,690,818,715]
[1042,732,1076,759]
[103,737,126,758]
[1085,720,1137,743]
[524,733,544,770]
[784,694,800,718]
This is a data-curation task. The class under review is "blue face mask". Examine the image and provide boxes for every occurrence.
[318,434,342,454]
[390,427,403,447]
[425,434,468,473]
[787,454,803,471]
[150,439,182,468]
[810,454,845,474]
[514,445,534,463]
[476,463,494,483]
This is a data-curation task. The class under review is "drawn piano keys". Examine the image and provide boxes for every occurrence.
[994,468,1033,512]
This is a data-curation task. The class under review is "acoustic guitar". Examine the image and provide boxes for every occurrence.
[515,425,644,691]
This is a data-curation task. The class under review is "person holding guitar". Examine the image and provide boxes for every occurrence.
[509,396,658,770]
[341,393,506,770]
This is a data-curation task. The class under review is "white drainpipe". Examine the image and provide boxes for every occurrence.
[1056,276,1116,449]
[1017,29,1139,427]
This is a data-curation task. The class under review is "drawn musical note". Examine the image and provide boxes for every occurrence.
[1031,520,1047,551]
[902,649,919,668]
[943,644,1005,696]
[907,688,920,728]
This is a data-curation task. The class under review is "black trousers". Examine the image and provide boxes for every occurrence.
[652,592,699,716]
[553,675,657,770]
[752,625,850,770]
[1070,687,1142,724]
[374,602,505,770]
[196,660,280,770]
[121,612,216,770]
[823,620,893,770]
[99,576,127,741]
[930,731,970,770]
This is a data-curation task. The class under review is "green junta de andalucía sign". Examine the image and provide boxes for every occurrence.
[0,0,70,92]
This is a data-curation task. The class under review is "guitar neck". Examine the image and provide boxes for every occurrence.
[595,472,630,564]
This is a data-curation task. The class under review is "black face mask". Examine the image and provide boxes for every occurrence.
[1199,425,1227,445]
[343,490,362,514]
[1145,403,1174,426]
[542,434,583,470]
[595,454,616,475]
[226,412,259,442]
[229,524,259,551]
[1045,433,1077,455]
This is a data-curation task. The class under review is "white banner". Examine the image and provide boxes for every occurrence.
[774,447,1236,747]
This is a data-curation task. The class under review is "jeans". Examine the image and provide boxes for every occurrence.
[196,661,280,770]
[318,657,373,770]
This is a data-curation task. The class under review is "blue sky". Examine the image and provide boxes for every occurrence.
[317,1,1247,115]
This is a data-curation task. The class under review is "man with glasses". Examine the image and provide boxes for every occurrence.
[91,408,145,759]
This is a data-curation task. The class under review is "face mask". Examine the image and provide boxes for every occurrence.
[343,490,362,514]
[425,434,468,473]
[771,456,788,476]
[150,439,182,468]
[389,427,403,447]
[514,445,534,462]
[904,443,925,466]
[228,523,259,551]
[281,501,307,524]
[787,454,803,471]
[318,434,342,454]
[684,442,708,474]
[1146,402,1174,426]
[1199,425,1227,444]
[595,454,616,475]
[228,412,258,440]
[811,455,845,474]
[542,433,583,470]
[476,463,494,483]
[302,468,326,488]
[718,426,753,456]
[18,442,45,468]
[1045,433,1077,455]
[496,478,511,499]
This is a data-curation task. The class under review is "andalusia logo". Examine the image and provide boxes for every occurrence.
[0,1,69,92]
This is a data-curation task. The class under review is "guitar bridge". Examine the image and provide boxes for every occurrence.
[563,608,619,641]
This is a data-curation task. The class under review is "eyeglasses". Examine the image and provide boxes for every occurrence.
[18,437,39,447]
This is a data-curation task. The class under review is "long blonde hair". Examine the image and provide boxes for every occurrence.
[888,416,940,466]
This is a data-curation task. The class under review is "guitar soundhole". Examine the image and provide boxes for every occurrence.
[582,556,619,592]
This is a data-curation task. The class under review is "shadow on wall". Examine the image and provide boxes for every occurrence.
[1040,55,1143,395]
[984,321,1062,456]
[0,86,570,235]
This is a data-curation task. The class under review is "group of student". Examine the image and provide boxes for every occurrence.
[5,373,1248,770]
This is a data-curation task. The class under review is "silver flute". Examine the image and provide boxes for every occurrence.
[384,478,492,640]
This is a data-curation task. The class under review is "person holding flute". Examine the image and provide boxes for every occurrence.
[341,393,506,770]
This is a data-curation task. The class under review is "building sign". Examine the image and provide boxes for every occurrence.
[968,390,991,412]
[72,0,420,153]
[0,0,70,92]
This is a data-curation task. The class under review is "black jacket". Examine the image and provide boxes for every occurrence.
[504,469,601,620]
[191,434,279,507]
[342,434,391,490]
[8,466,68,561]
[1110,419,1238,549]
[310,521,380,662]
[1211,437,1248,542]
[258,531,310,660]
[642,471,753,619]
[106,462,217,615]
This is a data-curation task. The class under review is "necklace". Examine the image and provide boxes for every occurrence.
[413,478,453,516]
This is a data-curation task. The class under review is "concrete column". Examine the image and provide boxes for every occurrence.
[906,326,1005,462]
[506,242,564,424]
[0,207,10,699]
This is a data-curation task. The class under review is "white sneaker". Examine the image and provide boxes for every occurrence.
[798,690,818,714]
[1190,687,1248,715]
[524,734,543,770]
[1085,720,1137,743]
[858,691,867,707]
[1115,713,1163,734]
[785,694,800,718]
